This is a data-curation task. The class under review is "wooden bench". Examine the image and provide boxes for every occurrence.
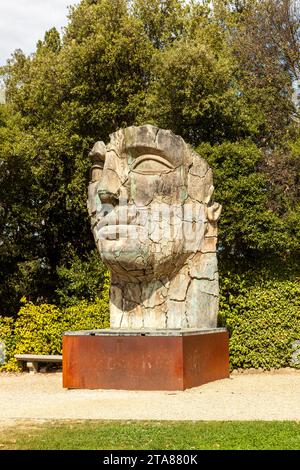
[15,354,63,374]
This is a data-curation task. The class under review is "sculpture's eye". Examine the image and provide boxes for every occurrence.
[132,155,174,174]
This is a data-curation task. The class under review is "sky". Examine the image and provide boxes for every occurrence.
[0,0,79,66]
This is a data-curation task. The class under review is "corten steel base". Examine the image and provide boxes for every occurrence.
[63,328,229,391]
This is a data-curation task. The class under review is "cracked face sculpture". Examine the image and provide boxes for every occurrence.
[88,125,222,330]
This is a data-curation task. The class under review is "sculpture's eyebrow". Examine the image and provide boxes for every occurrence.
[125,145,179,168]
[132,154,174,170]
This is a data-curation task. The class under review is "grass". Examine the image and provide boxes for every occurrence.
[1,420,300,450]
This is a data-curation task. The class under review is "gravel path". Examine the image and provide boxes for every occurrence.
[1,371,300,428]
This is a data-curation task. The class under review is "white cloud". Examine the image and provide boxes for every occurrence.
[0,0,79,65]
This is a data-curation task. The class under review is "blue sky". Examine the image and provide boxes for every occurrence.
[0,0,79,66]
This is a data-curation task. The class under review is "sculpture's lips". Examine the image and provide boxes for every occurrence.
[96,208,141,240]
[96,208,137,231]
[97,225,142,240]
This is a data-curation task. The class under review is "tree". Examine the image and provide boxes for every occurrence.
[140,15,261,145]
[199,140,300,256]
[0,0,299,317]
[0,103,46,314]
[214,0,300,143]
[132,0,192,49]
[0,0,156,315]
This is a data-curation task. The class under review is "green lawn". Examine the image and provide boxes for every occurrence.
[1,421,300,450]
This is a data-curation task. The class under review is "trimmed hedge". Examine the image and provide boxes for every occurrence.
[0,277,109,371]
[219,259,300,370]
[0,317,16,370]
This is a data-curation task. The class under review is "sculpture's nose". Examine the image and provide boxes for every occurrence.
[95,147,122,210]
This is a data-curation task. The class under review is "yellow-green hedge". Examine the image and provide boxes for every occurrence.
[0,317,16,371]
[219,266,300,370]
[0,278,109,371]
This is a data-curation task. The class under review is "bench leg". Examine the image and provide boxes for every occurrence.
[27,361,39,374]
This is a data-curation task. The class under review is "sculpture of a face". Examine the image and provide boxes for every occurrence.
[88,125,222,329]
[88,125,220,283]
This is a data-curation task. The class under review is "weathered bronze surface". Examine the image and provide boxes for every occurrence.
[88,125,222,330]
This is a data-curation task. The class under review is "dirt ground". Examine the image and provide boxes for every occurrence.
[1,369,300,429]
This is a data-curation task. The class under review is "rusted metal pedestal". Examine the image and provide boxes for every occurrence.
[63,328,229,391]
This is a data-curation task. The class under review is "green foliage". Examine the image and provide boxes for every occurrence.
[0,317,16,370]
[0,103,46,314]
[0,276,109,371]
[198,140,300,254]
[133,0,192,49]
[142,22,260,145]
[62,273,110,332]
[214,0,298,143]
[56,249,107,307]
[14,302,64,356]
[219,258,300,369]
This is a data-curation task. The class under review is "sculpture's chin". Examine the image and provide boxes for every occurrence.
[99,238,147,270]
[97,237,188,282]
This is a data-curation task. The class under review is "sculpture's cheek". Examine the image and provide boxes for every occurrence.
[128,168,185,206]
[128,173,159,206]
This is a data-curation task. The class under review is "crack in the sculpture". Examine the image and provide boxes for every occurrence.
[184,306,189,328]
[189,166,210,178]
[198,291,219,297]
[160,278,169,289]
[190,271,218,281]
[154,127,160,146]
